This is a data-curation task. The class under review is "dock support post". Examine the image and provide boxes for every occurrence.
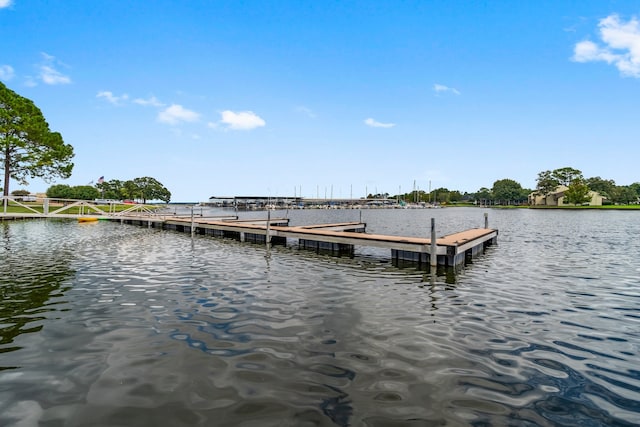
[190,206,195,237]
[266,210,272,245]
[430,218,437,267]
[484,212,488,229]
[43,198,49,215]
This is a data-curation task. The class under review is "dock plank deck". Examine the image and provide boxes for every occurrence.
[152,216,497,266]
[1,210,497,267]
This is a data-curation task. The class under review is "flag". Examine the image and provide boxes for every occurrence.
[97,176,104,184]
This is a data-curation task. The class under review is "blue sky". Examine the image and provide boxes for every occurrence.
[1,0,639,202]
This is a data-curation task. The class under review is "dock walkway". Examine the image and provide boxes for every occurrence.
[123,215,497,267]
[1,197,497,267]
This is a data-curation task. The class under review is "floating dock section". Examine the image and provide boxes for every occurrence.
[115,214,497,267]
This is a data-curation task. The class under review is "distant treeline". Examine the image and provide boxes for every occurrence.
[376,167,639,205]
[43,176,171,203]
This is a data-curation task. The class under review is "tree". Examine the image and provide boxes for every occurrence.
[1,82,74,197]
[492,178,524,205]
[536,167,584,196]
[564,179,591,205]
[122,180,139,200]
[70,185,99,200]
[535,170,559,196]
[610,186,638,205]
[415,190,427,202]
[10,189,31,201]
[47,184,100,200]
[132,176,171,203]
[46,184,73,199]
[96,179,126,200]
[520,187,534,200]
[474,187,492,205]
[552,167,583,186]
[429,187,451,204]
[367,192,389,199]
[586,176,615,199]
[96,178,161,201]
[449,190,462,202]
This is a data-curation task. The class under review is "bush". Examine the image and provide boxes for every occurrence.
[47,184,73,199]
[46,184,99,200]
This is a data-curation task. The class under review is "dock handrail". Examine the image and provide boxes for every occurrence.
[1,196,162,219]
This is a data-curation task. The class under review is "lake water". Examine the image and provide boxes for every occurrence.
[1,207,639,426]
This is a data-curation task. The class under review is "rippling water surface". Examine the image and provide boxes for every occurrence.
[1,208,639,426]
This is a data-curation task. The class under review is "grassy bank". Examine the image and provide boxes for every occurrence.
[450,203,640,210]
[527,204,640,210]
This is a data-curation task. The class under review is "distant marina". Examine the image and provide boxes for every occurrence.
[204,195,445,210]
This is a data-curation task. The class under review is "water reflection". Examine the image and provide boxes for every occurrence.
[157,242,366,426]
[0,221,75,369]
[0,210,639,426]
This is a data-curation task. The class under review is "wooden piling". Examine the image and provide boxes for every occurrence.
[266,209,272,245]
[430,218,437,267]
[190,207,195,237]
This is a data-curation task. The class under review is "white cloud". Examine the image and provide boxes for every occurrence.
[157,104,200,125]
[0,0,12,8]
[364,118,395,128]
[40,65,71,85]
[133,96,164,107]
[433,84,461,95]
[573,14,640,77]
[295,106,317,118]
[97,91,129,105]
[219,110,266,130]
[38,53,71,85]
[0,65,14,80]
[24,76,37,87]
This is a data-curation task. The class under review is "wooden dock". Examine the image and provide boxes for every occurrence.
[1,196,497,267]
[118,215,497,267]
